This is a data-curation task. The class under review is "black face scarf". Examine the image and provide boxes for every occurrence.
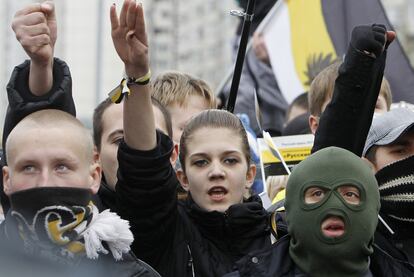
[9,187,94,261]
[375,155,414,238]
[8,186,133,262]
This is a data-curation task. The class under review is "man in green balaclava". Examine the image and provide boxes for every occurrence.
[285,146,380,277]
[223,146,384,277]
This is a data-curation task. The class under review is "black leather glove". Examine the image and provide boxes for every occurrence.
[350,24,386,58]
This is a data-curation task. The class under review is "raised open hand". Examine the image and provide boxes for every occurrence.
[12,1,56,66]
[110,0,149,79]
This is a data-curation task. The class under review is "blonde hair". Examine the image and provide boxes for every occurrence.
[266,175,288,202]
[309,61,393,116]
[151,71,217,109]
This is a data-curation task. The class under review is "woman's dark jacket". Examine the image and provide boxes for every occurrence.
[115,132,271,277]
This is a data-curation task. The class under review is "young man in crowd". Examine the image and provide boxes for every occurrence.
[1,109,159,276]
[225,147,414,276]
[362,108,414,264]
[92,97,175,210]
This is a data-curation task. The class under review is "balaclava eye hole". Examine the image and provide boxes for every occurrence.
[335,185,362,206]
[300,181,366,212]
[301,183,332,208]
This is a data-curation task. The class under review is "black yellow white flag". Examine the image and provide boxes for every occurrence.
[262,0,414,103]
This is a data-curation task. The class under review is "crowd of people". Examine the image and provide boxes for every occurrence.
[1,0,414,276]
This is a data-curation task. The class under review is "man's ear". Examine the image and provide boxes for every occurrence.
[89,162,102,194]
[3,166,11,196]
[362,157,377,174]
[176,169,190,191]
[170,143,179,167]
[309,115,319,135]
[245,164,257,188]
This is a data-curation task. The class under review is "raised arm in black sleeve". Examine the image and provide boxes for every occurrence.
[312,25,388,156]
[2,58,74,151]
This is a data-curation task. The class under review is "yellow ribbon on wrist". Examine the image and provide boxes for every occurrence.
[108,70,151,104]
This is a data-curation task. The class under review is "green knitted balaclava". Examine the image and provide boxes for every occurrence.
[285,147,380,277]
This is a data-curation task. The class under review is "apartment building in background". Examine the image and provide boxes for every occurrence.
[0,0,413,131]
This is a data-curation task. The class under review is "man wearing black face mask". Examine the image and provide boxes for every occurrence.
[363,108,414,264]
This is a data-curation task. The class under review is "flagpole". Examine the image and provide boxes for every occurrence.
[226,0,256,113]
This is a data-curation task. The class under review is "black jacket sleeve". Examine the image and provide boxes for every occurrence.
[311,45,387,156]
[115,131,179,266]
[2,58,75,152]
